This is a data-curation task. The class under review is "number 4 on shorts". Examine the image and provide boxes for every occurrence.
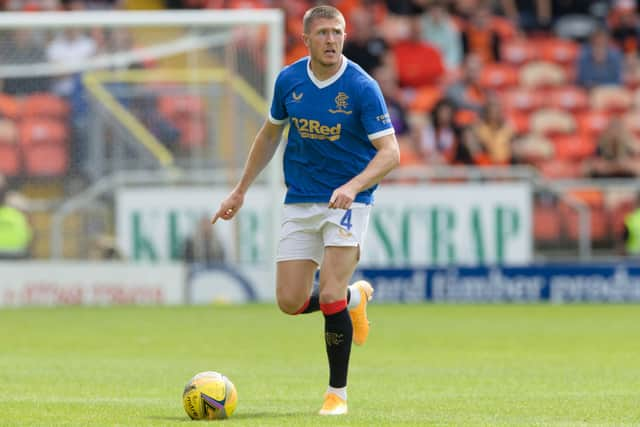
[340,209,353,230]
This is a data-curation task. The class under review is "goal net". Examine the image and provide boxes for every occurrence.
[0,10,284,274]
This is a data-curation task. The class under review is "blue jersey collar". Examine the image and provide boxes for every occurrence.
[306,55,348,89]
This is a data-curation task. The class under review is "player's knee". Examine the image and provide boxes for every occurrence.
[276,295,302,315]
[318,288,344,305]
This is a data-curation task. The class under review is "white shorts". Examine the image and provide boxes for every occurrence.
[276,203,371,266]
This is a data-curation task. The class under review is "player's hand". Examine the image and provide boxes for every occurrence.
[329,184,357,210]
[212,191,245,224]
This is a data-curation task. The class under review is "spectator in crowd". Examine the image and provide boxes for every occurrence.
[392,16,445,87]
[46,28,97,97]
[384,0,424,16]
[453,125,493,165]
[183,216,226,264]
[445,53,486,113]
[0,112,18,145]
[0,175,32,260]
[473,96,515,164]
[583,117,640,177]
[576,28,624,88]
[372,64,410,136]
[461,3,502,63]
[609,0,640,56]
[417,98,462,164]
[342,7,391,75]
[500,0,551,33]
[419,0,463,70]
[1,29,50,95]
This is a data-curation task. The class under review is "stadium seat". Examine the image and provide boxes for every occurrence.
[19,118,68,146]
[537,159,583,179]
[534,202,561,242]
[158,95,206,119]
[530,108,576,136]
[548,85,589,112]
[519,61,567,88]
[506,111,531,134]
[501,38,538,65]
[538,38,580,65]
[0,94,20,120]
[549,134,596,161]
[576,110,611,137]
[0,142,20,177]
[174,118,207,149]
[20,93,70,120]
[408,85,443,113]
[562,203,609,243]
[622,109,640,135]
[512,133,554,163]
[22,142,69,177]
[609,198,637,238]
[479,63,519,90]
[501,87,544,113]
[590,85,633,112]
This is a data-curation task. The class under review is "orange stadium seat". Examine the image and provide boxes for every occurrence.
[501,38,538,65]
[537,159,583,179]
[550,134,596,161]
[533,202,561,242]
[0,143,20,177]
[479,63,519,90]
[519,61,567,88]
[22,143,68,177]
[538,38,580,65]
[409,85,443,113]
[0,94,20,120]
[158,95,205,119]
[576,110,611,136]
[19,118,68,146]
[501,87,544,112]
[609,198,636,238]
[590,85,633,112]
[507,111,531,134]
[561,202,609,243]
[20,93,70,120]
[530,108,576,136]
[548,85,589,112]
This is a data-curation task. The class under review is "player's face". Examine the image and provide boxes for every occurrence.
[304,17,346,67]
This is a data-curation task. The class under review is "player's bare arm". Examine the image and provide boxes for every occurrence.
[329,133,400,209]
[212,120,285,223]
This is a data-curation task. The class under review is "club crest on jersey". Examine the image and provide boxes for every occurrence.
[292,91,303,102]
[329,92,352,115]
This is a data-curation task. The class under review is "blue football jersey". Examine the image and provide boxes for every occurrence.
[269,56,395,205]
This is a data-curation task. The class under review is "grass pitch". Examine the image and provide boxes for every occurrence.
[1,304,639,426]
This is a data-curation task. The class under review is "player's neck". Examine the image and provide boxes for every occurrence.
[309,55,343,81]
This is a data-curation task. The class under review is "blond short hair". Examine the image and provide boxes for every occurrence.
[302,5,345,34]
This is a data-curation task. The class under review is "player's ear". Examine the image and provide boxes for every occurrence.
[302,33,310,47]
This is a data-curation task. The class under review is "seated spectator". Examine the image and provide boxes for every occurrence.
[473,96,515,164]
[576,28,624,88]
[343,7,391,75]
[445,53,487,112]
[372,64,410,136]
[500,0,551,33]
[419,0,462,70]
[417,98,462,164]
[583,117,640,177]
[454,126,493,165]
[385,0,424,16]
[392,16,445,88]
[461,4,502,63]
[609,0,640,56]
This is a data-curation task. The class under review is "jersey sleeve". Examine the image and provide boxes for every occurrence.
[268,72,288,125]
[359,79,395,141]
